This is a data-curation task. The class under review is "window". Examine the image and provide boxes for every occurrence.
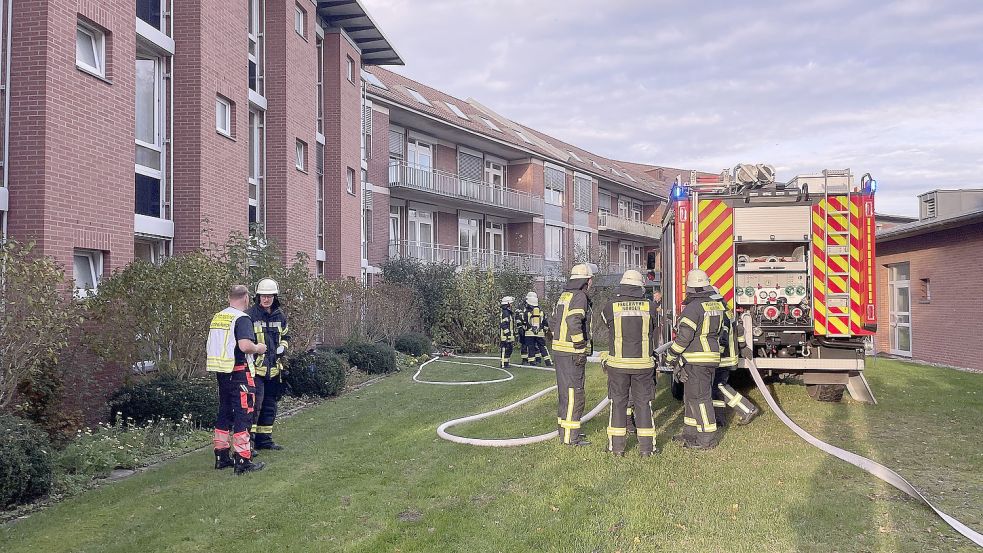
[73,250,103,298]
[363,70,387,90]
[294,4,306,37]
[568,151,583,162]
[480,117,501,132]
[137,0,164,31]
[248,109,265,231]
[347,56,355,84]
[295,140,307,171]
[347,167,356,195]
[591,160,604,171]
[316,37,323,135]
[574,230,591,262]
[248,0,265,95]
[316,145,324,250]
[919,278,931,303]
[134,239,167,264]
[135,53,166,218]
[545,225,563,261]
[215,96,232,136]
[444,101,469,120]
[406,88,431,106]
[544,165,565,206]
[76,21,105,77]
[362,104,373,160]
[632,201,643,222]
[573,173,592,212]
[515,130,533,144]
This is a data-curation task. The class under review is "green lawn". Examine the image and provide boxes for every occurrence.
[2,357,980,553]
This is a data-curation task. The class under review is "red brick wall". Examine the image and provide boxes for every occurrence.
[263,1,316,269]
[508,161,544,196]
[366,106,390,269]
[434,143,456,174]
[322,30,362,279]
[874,224,983,370]
[436,210,457,247]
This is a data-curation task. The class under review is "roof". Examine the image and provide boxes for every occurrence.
[316,0,403,65]
[877,209,983,242]
[363,67,680,199]
[875,213,918,224]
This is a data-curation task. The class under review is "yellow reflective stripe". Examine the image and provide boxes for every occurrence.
[250,424,258,433]
[700,316,711,352]
[606,358,656,369]
[699,404,713,433]
[569,333,584,342]
[728,395,744,408]
[712,400,726,407]
[254,425,273,434]
[679,317,697,330]
[636,428,657,437]
[566,309,585,317]
[552,342,586,353]
[607,427,628,437]
[702,423,718,432]
[683,352,720,362]
[670,342,686,354]
[683,417,699,426]
[614,309,623,360]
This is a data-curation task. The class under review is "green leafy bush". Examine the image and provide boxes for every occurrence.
[0,415,54,507]
[394,333,432,356]
[341,342,398,375]
[107,374,219,427]
[284,351,347,397]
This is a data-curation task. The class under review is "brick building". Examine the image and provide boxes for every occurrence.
[875,190,983,370]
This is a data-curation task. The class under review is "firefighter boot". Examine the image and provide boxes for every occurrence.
[233,453,266,475]
[257,442,284,451]
[214,448,234,470]
[736,403,760,426]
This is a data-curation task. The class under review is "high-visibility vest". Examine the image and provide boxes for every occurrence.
[206,307,253,375]
[604,300,655,370]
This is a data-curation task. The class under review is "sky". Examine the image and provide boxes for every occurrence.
[366,0,983,216]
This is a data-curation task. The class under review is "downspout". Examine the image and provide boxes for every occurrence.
[166,0,174,256]
[1,0,12,240]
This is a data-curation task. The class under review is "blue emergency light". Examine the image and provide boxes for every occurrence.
[861,173,877,194]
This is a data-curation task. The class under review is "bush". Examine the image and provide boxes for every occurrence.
[0,415,54,507]
[340,342,398,375]
[284,351,347,397]
[394,332,432,356]
[107,374,219,427]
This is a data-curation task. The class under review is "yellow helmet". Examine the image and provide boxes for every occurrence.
[685,269,710,289]
[620,269,645,287]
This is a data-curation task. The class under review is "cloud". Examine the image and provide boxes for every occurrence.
[367,0,983,216]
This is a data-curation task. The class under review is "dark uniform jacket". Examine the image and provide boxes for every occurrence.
[247,298,290,378]
[552,281,592,354]
[499,305,516,343]
[601,285,657,371]
[664,289,726,367]
[523,305,550,338]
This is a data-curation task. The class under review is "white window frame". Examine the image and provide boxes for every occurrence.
[294,4,306,38]
[573,172,593,213]
[480,117,501,132]
[545,225,564,262]
[347,167,356,195]
[248,109,265,229]
[316,36,324,135]
[347,56,355,84]
[135,52,166,219]
[406,88,431,106]
[295,140,307,171]
[76,21,105,78]
[574,230,591,262]
[137,0,166,33]
[215,96,232,137]
[444,102,469,120]
[248,0,265,97]
[544,164,566,207]
[73,250,103,298]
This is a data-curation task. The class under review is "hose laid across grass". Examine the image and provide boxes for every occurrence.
[416,355,610,447]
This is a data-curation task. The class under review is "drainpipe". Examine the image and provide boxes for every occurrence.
[166,0,174,256]
[1,0,12,240]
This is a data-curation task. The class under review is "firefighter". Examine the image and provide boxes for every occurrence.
[207,284,266,474]
[551,263,595,446]
[522,291,552,367]
[600,270,658,457]
[247,278,290,451]
[516,298,529,364]
[665,269,727,450]
[499,296,517,368]
[713,292,760,426]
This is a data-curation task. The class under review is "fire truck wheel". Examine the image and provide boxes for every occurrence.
[670,379,684,401]
[807,384,845,402]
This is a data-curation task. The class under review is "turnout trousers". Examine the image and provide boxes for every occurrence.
[252,373,282,448]
[526,337,552,366]
[554,351,587,444]
[500,341,514,368]
[712,367,757,424]
[606,368,655,454]
[681,363,718,447]
[214,369,255,460]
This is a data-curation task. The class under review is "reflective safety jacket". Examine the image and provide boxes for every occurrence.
[719,313,746,368]
[600,285,656,371]
[552,283,591,354]
[523,305,550,338]
[665,289,726,367]
[247,302,290,378]
[500,305,516,342]
[206,307,254,375]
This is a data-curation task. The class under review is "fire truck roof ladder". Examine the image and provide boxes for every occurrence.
[823,170,852,338]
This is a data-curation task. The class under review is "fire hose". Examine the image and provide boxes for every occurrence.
[740,313,983,547]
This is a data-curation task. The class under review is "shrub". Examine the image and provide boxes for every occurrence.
[341,342,398,375]
[14,360,81,444]
[394,332,431,356]
[284,351,347,397]
[0,415,54,507]
[107,374,219,427]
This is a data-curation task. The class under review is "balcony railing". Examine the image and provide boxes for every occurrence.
[389,240,544,274]
[389,161,543,215]
[598,211,662,240]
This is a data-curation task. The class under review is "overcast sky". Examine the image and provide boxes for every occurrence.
[367,0,983,216]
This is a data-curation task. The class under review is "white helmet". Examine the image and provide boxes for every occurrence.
[256,278,279,295]
[501,296,514,305]
[620,269,645,287]
[525,292,539,306]
[685,269,710,290]
[569,263,595,281]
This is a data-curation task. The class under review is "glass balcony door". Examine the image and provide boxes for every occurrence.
[888,263,912,356]
[408,208,434,262]
[407,139,433,188]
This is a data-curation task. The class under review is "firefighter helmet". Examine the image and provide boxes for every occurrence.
[256,278,279,295]
[525,292,539,306]
[501,296,515,305]
[620,270,645,287]
[569,263,595,281]
[685,269,711,290]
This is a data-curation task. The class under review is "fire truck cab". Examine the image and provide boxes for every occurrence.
[660,165,878,403]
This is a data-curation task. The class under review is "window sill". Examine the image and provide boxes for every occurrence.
[296,166,308,174]
[216,129,236,142]
[76,64,111,84]
[295,30,308,42]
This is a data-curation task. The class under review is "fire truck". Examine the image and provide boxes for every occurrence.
[660,165,879,403]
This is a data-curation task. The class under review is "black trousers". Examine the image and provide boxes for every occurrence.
[214,370,254,459]
[252,373,281,447]
[606,367,655,454]
[500,341,514,368]
[681,363,718,447]
[554,351,587,444]
[525,336,551,366]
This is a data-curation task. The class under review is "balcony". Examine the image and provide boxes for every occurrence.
[389,161,543,216]
[597,211,662,241]
[596,263,661,287]
[389,240,544,274]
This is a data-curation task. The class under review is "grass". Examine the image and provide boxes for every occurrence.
[1,357,980,553]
